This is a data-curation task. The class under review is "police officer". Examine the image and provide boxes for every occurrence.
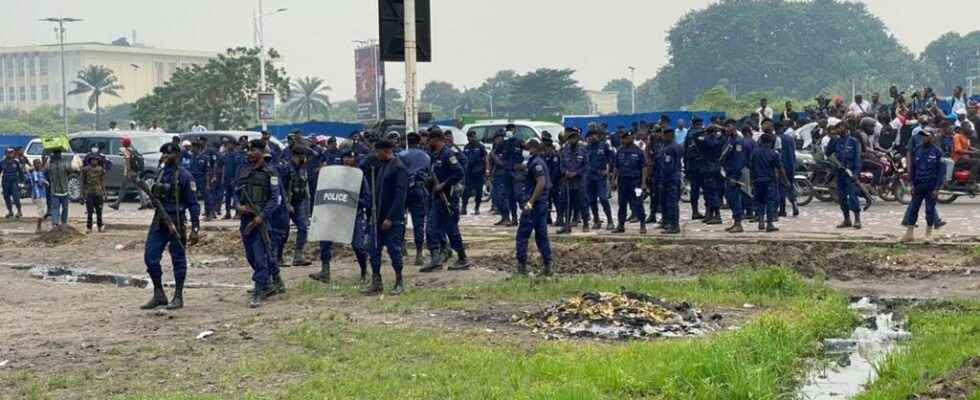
[645,128,664,225]
[237,140,283,308]
[613,131,648,234]
[721,120,753,233]
[489,130,515,225]
[901,130,946,242]
[188,141,210,215]
[461,130,488,215]
[269,153,291,271]
[1,148,23,218]
[558,129,589,234]
[310,148,372,284]
[140,142,201,310]
[585,129,615,230]
[260,130,282,163]
[361,139,409,296]
[697,123,726,225]
[205,138,224,219]
[684,118,706,220]
[541,134,562,225]
[421,129,472,272]
[750,132,785,232]
[657,129,684,234]
[222,139,243,219]
[775,122,799,217]
[397,132,431,266]
[282,145,313,266]
[515,139,553,276]
[827,123,863,229]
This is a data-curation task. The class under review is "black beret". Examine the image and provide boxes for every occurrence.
[160,143,181,154]
[374,140,395,150]
[248,139,267,151]
[428,130,446,140]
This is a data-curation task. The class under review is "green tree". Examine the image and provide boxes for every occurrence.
[285,76,332,122]
[510,68,586,117]
[921,31,980,94]
[132,47,289,131]
[67,65,123,130]
[384,88,404,119]
[602,78,634,113]
[330,100,359,122]
[420,81,462,118]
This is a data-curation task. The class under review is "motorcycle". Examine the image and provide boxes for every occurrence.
[856,151,908,203]
[934,167,980,204]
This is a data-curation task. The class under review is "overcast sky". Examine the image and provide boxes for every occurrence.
[5,1,979,100]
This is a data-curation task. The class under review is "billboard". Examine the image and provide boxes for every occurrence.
[257,92,275,121]
[355,44,384,122]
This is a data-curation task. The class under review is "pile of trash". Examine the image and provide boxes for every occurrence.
[515,291,720,340]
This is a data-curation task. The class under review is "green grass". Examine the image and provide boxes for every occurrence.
[855,302,980,400]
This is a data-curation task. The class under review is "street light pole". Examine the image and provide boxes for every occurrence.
[40,17,81,135]
[255,1,286,132]
[628,66,636,114]
[403,0,419,135]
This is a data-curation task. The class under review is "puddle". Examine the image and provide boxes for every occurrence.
[30,265,149,288]
[798,297,912,400]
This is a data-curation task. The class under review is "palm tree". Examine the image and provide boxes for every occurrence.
[68,65,123,130]
[285,77,332,122]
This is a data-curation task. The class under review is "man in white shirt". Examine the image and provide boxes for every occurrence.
[950,86,968,116]
[756,98,774,121]
[148,120,164,132]
[848,95,872,117]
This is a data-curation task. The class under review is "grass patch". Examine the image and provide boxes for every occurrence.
[855,302,980,400]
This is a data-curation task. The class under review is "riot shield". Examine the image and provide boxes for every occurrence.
[309,166,363,244]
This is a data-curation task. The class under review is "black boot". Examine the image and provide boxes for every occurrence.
[292,252,311,267]
[639,222,647,235]
[515,262,529,276]
[582,221,590,233]
[420,249,443,272]
[140,281,168,310]
[792,202,800,217]
[390,275,405,295]
[361,273,383,296]
[541,262,554,277]
[691,208,704,220]
[249,287,268,308]
[165,279,184,310]
[704,209,722,225]
[729,221,744,233]
[448,249,471,271]
[766,222,779,232]
[612,225,625,234]
[414,250,424,266]
[309,261,331,283]
[853,213,862,230]
[836,212,852,229]
[665,225,680,234]
[270,275,286,296]
[758,221,766,231]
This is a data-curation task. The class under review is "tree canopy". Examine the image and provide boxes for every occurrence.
[602,79,634,114]
[921,31,980,94]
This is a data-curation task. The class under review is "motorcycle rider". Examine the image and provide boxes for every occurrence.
[952,125,980,182]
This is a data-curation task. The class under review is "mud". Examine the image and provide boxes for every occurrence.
[913,357,980,400]
[476,240,979,281]
[23,226,85,248]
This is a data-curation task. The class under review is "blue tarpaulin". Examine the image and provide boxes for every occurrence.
[0,135,37,152]
[250,121,365,140]
[563,112,726,133]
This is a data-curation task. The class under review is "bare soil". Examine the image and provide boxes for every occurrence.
[914,357,980,400]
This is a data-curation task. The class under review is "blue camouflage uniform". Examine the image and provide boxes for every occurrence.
[826,135,862,216]
[144,164,200,288]
[721,135,753,222]
[657,143,684,229]
[544,148,562,224]
[683,128,706,217]
[222,150,244,216]
[281,159,311,259]
[1,157,23,216]
[462,142,487,213]
[775,132,797,214]
[585,139,614,225]
[426,146,465,255]
[749,144,781,223]
[515,153,552,267]
[236,162,282,292]
[269,162,290,268]
[319,174,371,277]
[398,148,431,255]
[902,142,945,228]
[559,142,589,228]
[615,144,646,228]
[363,155,408,276]
[646,139,664,223]
[696,131,725,215]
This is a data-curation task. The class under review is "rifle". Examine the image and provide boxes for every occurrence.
[828,154,871,199]
[133,170,185,252]
[237,185,273,252]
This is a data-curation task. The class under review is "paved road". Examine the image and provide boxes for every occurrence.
[3,196,978,242]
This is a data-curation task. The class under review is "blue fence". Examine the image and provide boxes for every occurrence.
[250,121,365,140]
[563,112,726,133]
[0,135,37,152]
[937,96,980,116]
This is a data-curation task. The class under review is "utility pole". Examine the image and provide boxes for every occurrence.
[403,0,419,135]
[628,66,636,114]
[40,17,81,135]
[255,0,286,132]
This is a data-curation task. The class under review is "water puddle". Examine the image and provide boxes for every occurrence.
[30,265,149,288]
[798,297,912,400]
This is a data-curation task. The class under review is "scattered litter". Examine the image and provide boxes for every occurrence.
[742,303,756,309]
[515,291,719,340]
[195,330,215,340]
[114,244,125,251]
[30,265,148,288]
[484,329,495,333]
[0,360,8,368]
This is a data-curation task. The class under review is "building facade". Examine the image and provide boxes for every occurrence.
[0,42,214,113]
[586,90,619,115]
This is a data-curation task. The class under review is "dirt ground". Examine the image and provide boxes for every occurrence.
[1,214,979,398]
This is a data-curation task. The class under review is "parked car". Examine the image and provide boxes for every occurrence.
[461,119,564,151]
[178,131,284,152]
[24,131,177,202]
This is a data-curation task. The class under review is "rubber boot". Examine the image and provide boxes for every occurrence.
[836,212,852,229]
[727,221,743,233]
[361,273,383,296]
[292,252,312,267]
[165,279,184,310]
[448,249,471,271]
[420,249,443,272]
[390,275,405,295]
[766,222,779,232]
[140,281,168,310]
[309,261,331,283]
[901,226,915,242]
[853,213,862,230]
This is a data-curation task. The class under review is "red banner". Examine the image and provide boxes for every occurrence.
[355,45,383,121]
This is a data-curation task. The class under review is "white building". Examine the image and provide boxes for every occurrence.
[0,42,214,112]
[586,90,619,115]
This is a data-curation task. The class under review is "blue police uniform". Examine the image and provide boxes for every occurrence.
[503,137,525,218]
[615,144,646,229]
[1,157,23,216]
[398,148,431,257]
[462,142,487,214]
[749,145,781,223]
[775,133,797,215]
[544,148,562,224]
[585,140,614,226]
[646,140,664,223]
[721,135,752,222]
[902,143,945,228]
[696,131,725,220]
[305,146,322,212]
[269,162,290,269]
[236,162,282,293]
[425,146,467,260]
[684,128,706,218]
[559,142,589,230]
[206,148,223,217]
[222,150,243,217]
[318,174,371,280]
[515,154,552,269]
[827,135,862,217]
[363,154,408,281]
[188,151,209,204]
[144,164,200,292]
[491,141,516,222]
[281,159,311,262]
[657,143,684,230]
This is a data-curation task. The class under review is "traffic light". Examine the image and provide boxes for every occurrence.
[378,0,431,62]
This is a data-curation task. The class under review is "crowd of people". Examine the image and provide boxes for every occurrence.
[2,85,978,309]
